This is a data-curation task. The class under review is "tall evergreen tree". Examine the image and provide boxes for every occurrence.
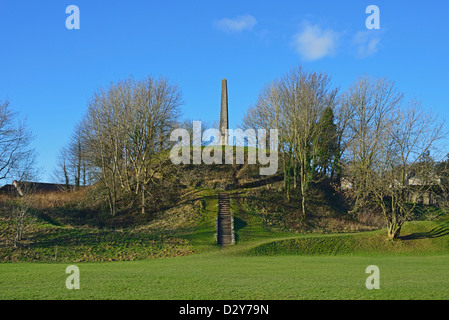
[315,106,337,177]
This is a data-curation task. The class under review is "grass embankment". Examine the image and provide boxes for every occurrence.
[223,193,449,257]
[0,223,193,263]
[2,186,449,299]
[2,188,449,261]
[0,189,199,262]
[243,220,449,257]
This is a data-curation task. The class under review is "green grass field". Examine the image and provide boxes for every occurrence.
[1,190,449,300]
[1,254,449,300]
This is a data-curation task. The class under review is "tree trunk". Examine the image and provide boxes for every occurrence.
[76,141,81,190]
[141,187,146,215]
[387,222,402,240]
[301,192,306,217]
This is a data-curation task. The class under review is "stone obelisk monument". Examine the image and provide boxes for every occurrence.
[219,79,229,145]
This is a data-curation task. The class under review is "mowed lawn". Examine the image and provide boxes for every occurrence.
[1,253,449,300]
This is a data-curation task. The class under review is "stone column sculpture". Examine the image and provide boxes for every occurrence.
[219,79,229,146]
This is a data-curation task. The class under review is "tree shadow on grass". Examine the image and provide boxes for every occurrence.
[233,217,248,243]
[400,221,449,240]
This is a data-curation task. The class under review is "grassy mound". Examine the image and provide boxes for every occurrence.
[0,216,193,263]
[3,185,448,262]
[243,219,449,257]
[1,146,448,263]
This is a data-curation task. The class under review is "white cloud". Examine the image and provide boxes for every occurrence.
[353,31,381,57]
[292,23,339,61]
[214,15,257,33]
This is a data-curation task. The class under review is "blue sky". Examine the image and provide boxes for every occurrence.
[0,0,448,183]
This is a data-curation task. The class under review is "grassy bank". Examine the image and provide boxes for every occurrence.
[243,221,449,257]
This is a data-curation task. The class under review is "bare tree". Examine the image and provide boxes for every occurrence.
[84,82,127,216]
[0,100,35,183]
[0,100,37,246]
[53,118,92,191]
[115,77,183,214]
[370,101,445,239]
[69,122,85,189]
[52,146,71,190]
[12,179,37,248]
[83,76,183,215]
[242,67,337,216]
[343,76,404,213]
[341,76,446,239]
[277,68,336,215]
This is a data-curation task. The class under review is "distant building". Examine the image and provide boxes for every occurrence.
[0,180,68,196]
[340,173,446,206]
[408,176,442,186]
[406,174,445,206]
